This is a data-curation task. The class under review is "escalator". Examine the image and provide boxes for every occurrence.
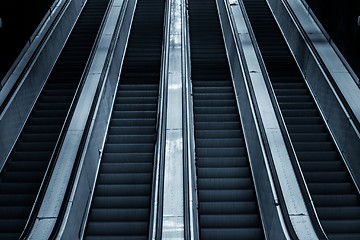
[242,0,360,239]
[0,0,111,239]
[83,0,165,239]
[188,0,265,239]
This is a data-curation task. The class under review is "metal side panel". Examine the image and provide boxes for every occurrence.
[161,0,188,238]
[187,0,266,239]
[0,0,84,171]
[265,0,360,185]
[184,1,200,238]
[241,0,360,238]
[80,0,166,238]
[0,0,70,95]
[56,1,136,237]
[25,0,128,239]
[218,0,315,239]
[0,0,113,238]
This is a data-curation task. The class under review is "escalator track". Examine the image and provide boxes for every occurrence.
[242,0,360,239]
[0,0,110,239]
[83,0,165,239]
[188,0,265,239]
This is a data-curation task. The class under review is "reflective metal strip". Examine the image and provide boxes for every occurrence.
[227,0,319,239]
[161,0,186,238]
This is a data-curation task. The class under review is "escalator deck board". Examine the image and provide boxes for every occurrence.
[242,0,360,238]
[84,0,165,239]
[0,0,111,238]
[188,0,264,239]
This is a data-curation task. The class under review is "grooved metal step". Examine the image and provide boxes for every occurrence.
[188,0,265,239]
[0,0,111,239]
[242,0,360,238]
[83,0,165,239]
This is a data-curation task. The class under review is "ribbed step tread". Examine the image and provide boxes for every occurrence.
[189,0,264,238]
[242,0,360,237]
[0,0,110,238]
[84,0,164,238]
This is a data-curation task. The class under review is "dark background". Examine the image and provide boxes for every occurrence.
[0,0,359,80]
[0,0,55,80]
[304,0,360,78]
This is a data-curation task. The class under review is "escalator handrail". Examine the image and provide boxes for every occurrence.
[148,0,170,238]
[297,0,360,87]
[47,1,131,238]
[279,0,360,133]
[235,0,328,239]
[73,1,139,238]
[47,0,133,238]
[183,0,199,238]
[277,0,360,195]
[183,0,201,238]
[18,0,115,238]
[219,0,295,239]
[0,0,71,114]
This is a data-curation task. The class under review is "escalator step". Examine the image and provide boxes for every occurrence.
[303,172,347,183]
[313,194,359,206]
[101,153,154,163]
[0,0,111,237]
[95,184,151,197]
[197,168,251,179]
[200,228,264,240]
[196,157,250,168]
[85,222,148,236]
[97,173,152,184]
[198,178,253,189]
[188,0,265,238]
[196,138,245,148]
[100,163,153,173]
[242,0,360,237]
[84,0,164,238]
[198,190,256,202]
[317,207,360,220]
[89,209,149,221]
[200,214,261,228]
[0,195,36,206]
[200,202,259,214]
[92,196,150,209]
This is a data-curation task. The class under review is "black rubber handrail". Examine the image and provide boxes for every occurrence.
[82,0,167,238]
[183,0,194,238]
[150,0,169,237]
[297,0,360,87]
[188,0,265,238]
[238,0,329,238]
[221,1,301,239]
[281,0,360,131]
[47,1,123,239]
[183,0,200,238]
[0,0,72,114]
[19,0,114,238]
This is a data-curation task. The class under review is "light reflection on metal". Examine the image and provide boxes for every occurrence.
[227,0,319,239]
[183,0,198,238]
[26,0,125,238]
[279,0,360,188]
[161,0,185,238]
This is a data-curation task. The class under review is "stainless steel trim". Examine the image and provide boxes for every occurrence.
[25,0,127,238]
[160,0,187,238]
[266,0,360,195]
[183,0,200,238]
[0,0,85,174]
[219,0,320,239]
